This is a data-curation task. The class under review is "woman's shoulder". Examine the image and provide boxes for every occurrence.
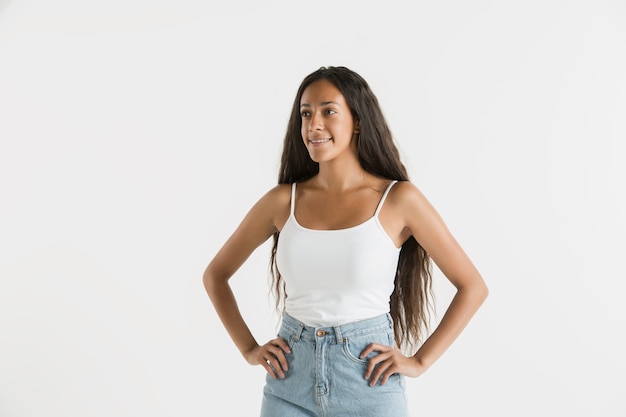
[388,180,432,210]
[255,183,292,215]
[258,183,292,206]
[390,179,421,196]
[238,183,292,233]
[263,184,293,231]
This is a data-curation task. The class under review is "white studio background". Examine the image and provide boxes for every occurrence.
[1,0,624,416]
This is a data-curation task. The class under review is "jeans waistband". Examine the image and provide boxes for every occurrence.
[280,313,393,344]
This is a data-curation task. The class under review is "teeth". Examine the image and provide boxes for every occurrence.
[310,139,330,144]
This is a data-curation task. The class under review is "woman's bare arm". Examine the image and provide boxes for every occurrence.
[401,181,489,369]
[203,184,291,378]
[362,181,488,385]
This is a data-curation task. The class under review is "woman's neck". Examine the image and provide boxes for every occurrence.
[313,156,371,192]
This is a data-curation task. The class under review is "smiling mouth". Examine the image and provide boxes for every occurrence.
[308,138,332,145]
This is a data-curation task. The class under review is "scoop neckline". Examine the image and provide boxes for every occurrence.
[289,212,377,232]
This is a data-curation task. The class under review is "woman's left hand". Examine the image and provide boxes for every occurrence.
[360,343,427,386]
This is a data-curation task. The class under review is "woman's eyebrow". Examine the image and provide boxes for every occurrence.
[300,101,338,107]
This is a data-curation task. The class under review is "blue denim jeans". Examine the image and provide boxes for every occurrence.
[260,313,409,417]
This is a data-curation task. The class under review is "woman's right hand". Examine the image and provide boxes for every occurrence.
[245,338,291,379]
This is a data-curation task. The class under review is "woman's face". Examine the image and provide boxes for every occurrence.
[299,79,358,164]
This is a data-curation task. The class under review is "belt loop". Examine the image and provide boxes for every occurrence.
[294,323,304,341]
[333,325,343,344]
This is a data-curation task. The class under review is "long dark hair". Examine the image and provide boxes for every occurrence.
[270,66,433,352]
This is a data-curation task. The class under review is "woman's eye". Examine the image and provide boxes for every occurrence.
[325,109,336,115]
[301,111,311,118]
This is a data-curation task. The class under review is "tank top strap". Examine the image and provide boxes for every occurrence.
[290,183,297,216]
[374,180,398,217]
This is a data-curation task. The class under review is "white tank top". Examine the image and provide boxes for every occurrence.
[276,181,401,326]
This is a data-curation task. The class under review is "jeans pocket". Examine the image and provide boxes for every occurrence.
[341,329,394,364]
[277,328,298,351]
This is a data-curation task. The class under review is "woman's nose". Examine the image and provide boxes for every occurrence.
[309,112,323,130]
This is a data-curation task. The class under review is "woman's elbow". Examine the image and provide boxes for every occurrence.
[202,266,216,295]
[475,278,489,304]
[202,264,230,298]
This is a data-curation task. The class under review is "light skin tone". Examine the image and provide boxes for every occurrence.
[203,78,488,386]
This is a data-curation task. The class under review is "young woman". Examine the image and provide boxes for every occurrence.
[203,66,488,417]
